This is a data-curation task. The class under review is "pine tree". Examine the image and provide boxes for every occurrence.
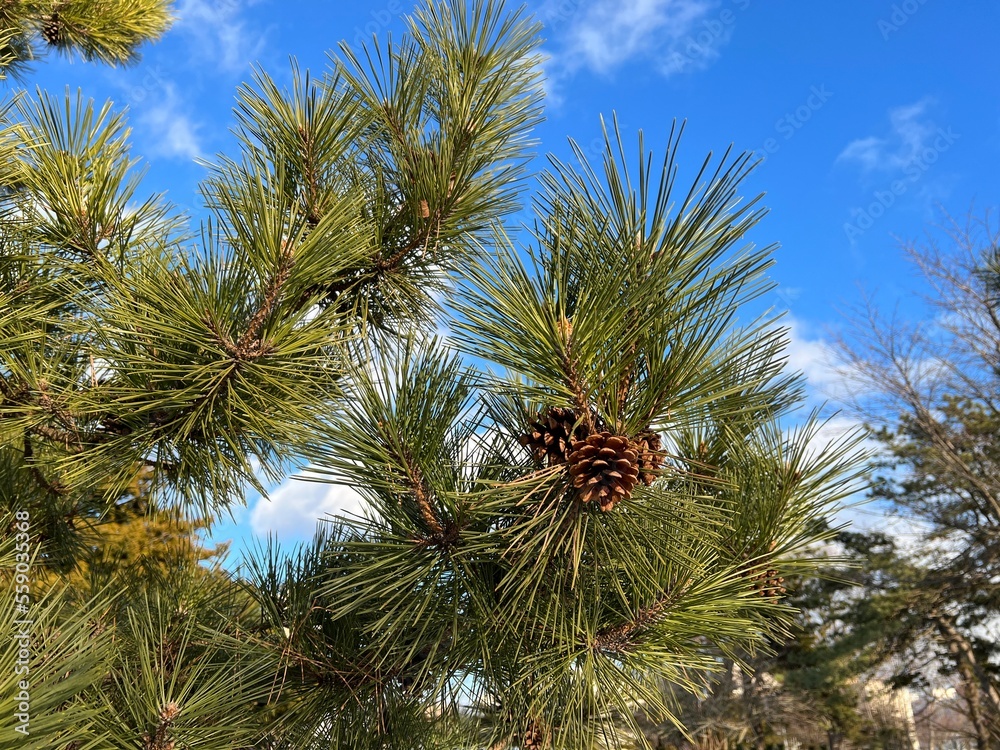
[0,1,864,748]
[29,470,226,597]
[0,0,172,79]
[835,212,1000,748]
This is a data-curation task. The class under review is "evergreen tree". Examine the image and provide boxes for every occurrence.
[636,543,910,750]
[1,1,864,747]
[0,0,172,79]
[29,469,226,597]
[835,213,1000,748]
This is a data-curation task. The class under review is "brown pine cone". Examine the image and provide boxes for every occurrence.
[523,719,546,750]
[739,550,786,601]
[519,406,582,466]
[634,429,663,486]
[757,568,787,599]
[567,432,639,511]
[41,13,65,46]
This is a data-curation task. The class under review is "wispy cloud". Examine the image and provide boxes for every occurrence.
[838,98,938,173]
[137,84,205,161]
[249,477,368,542]
[175,0,265,73]
[544,0,727,79]
[784,317,850,400]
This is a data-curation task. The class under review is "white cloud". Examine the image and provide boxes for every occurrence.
[837,98,937,173]
[175,0,265,74]
[137,84,205,161]
[545,0,728,79]
[778,319,890,533]
[784,316,855,401]
[796,413,868,464]
[249,477,368,542]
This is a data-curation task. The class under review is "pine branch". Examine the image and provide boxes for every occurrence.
[296,125,322,226]
[237,246,295,358]
[143,701,180,750]
[558,317,593,434]
[400,448,461,549]
[407,458,444,537]
[374,209,441,275]
[22,432,69,495]
[592,584,690,656]
[2,383,86,451]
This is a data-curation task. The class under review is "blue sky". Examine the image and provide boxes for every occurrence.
[21,0,1000,558]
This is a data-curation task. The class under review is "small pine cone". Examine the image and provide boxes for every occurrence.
[739,551,786,601]
[519,406,582,466]
[41,13,65,46]
[758,568,786,600]
[567,432,639,511]
[523,720,545,750]
[159,701,180,723]
[634,429,663,486]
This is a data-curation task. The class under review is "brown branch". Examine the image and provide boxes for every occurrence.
[27,422,83,453]
[592,584,688,655]
[406,459,444,538]
[400,451,464,549]
[143,702,180,750]
[22,433,68,496]
[185,249,298,429]
[204,314,238,358]
[36,380,80,435]
[1,379,90,452]
[374,208,441,275]
[236,247,295,358]
[413,471,443,537]
[558,317,594,434]
[297,125,322,227]
[205,247,295,361]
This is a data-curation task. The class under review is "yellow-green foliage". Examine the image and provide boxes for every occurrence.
[31,469,227,597]
[0,0,174,79]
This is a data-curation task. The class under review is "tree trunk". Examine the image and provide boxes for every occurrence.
[931,613,1000,749]
[739,664,767,750]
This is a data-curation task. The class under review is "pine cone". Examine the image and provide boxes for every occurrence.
[567,432,639,511]
[740,551,786,601]
[756,567,786,600]
[523,720,546,750]
[519,406,582,466]
[635,429,663,486]
[159,701,180,723]
[41,13,65,46]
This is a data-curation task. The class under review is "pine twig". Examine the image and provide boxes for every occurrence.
[558,317,593,434]
[400,449,461,549]
[591,584,688,655]
[236,246,295,358]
